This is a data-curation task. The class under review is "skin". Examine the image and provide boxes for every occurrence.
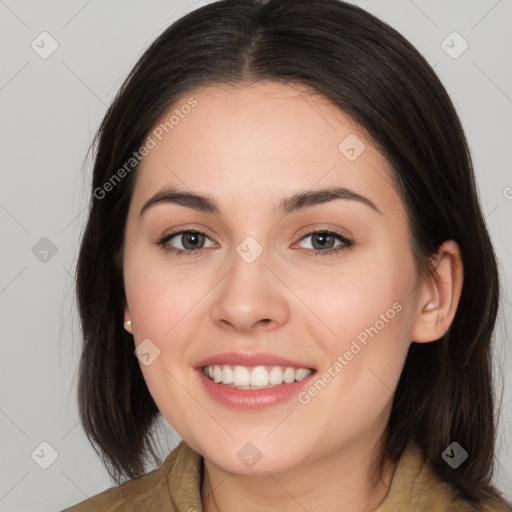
[122,80,463,512]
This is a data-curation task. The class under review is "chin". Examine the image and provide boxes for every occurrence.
[194,436,309,476]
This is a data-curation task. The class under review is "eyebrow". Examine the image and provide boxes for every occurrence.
[139,185,382,217]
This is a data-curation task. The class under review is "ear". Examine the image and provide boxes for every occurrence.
[410,240,464,343]
[123,301,133,334]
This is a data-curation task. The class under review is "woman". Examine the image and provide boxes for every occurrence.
[62,0,511,510]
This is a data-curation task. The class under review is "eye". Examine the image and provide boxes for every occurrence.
[156,229,216,257]
[295,229,353,257]
[155,227,353,258]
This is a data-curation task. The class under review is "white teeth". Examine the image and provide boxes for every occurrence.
[269,366,284,385]
[213,365,223,383]
[283,367,295,384]
[250,366,269,387]
[203,364,312,389]
[222,365,233,384]
[233,366,251,386]
[295,368,311,381]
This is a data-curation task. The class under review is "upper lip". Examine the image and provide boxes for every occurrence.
[195,352,316,370]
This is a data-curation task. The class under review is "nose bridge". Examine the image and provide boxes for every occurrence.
[210,236,289,332]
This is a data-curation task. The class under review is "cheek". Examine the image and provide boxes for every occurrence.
[293,249,414,347]
[294,245,416,413]
[123,255,208,434]
[124,250,206,341]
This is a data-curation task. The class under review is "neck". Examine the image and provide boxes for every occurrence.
[201,436,397,512]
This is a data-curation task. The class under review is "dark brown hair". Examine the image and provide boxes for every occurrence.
[75,0,509,506]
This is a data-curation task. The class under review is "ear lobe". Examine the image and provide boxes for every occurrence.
[410,240,464,344]
[123,302,133,334]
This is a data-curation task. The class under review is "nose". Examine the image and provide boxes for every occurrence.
[210,251,290,334]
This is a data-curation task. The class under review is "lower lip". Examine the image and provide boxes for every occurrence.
[196,368,316,410]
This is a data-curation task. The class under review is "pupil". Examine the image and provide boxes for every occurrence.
[313,233,334,250]
[183,232,203,250]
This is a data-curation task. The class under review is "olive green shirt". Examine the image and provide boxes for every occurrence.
[61,441,511,511]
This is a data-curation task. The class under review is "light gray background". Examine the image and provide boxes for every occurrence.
[1,1,511,510]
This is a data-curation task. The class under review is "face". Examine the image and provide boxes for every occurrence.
[122,81,422,475]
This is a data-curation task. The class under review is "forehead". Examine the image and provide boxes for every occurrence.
[131,81,402,218]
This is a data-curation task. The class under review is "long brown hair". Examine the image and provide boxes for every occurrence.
[75,0,508,506]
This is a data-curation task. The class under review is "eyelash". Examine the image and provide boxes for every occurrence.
[155,228,353,258]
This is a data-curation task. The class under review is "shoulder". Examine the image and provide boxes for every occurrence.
[59,441,203,512]
[377,443,512,512]
[59,454,176,512]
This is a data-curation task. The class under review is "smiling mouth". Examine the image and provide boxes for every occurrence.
[202,364,315,390]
